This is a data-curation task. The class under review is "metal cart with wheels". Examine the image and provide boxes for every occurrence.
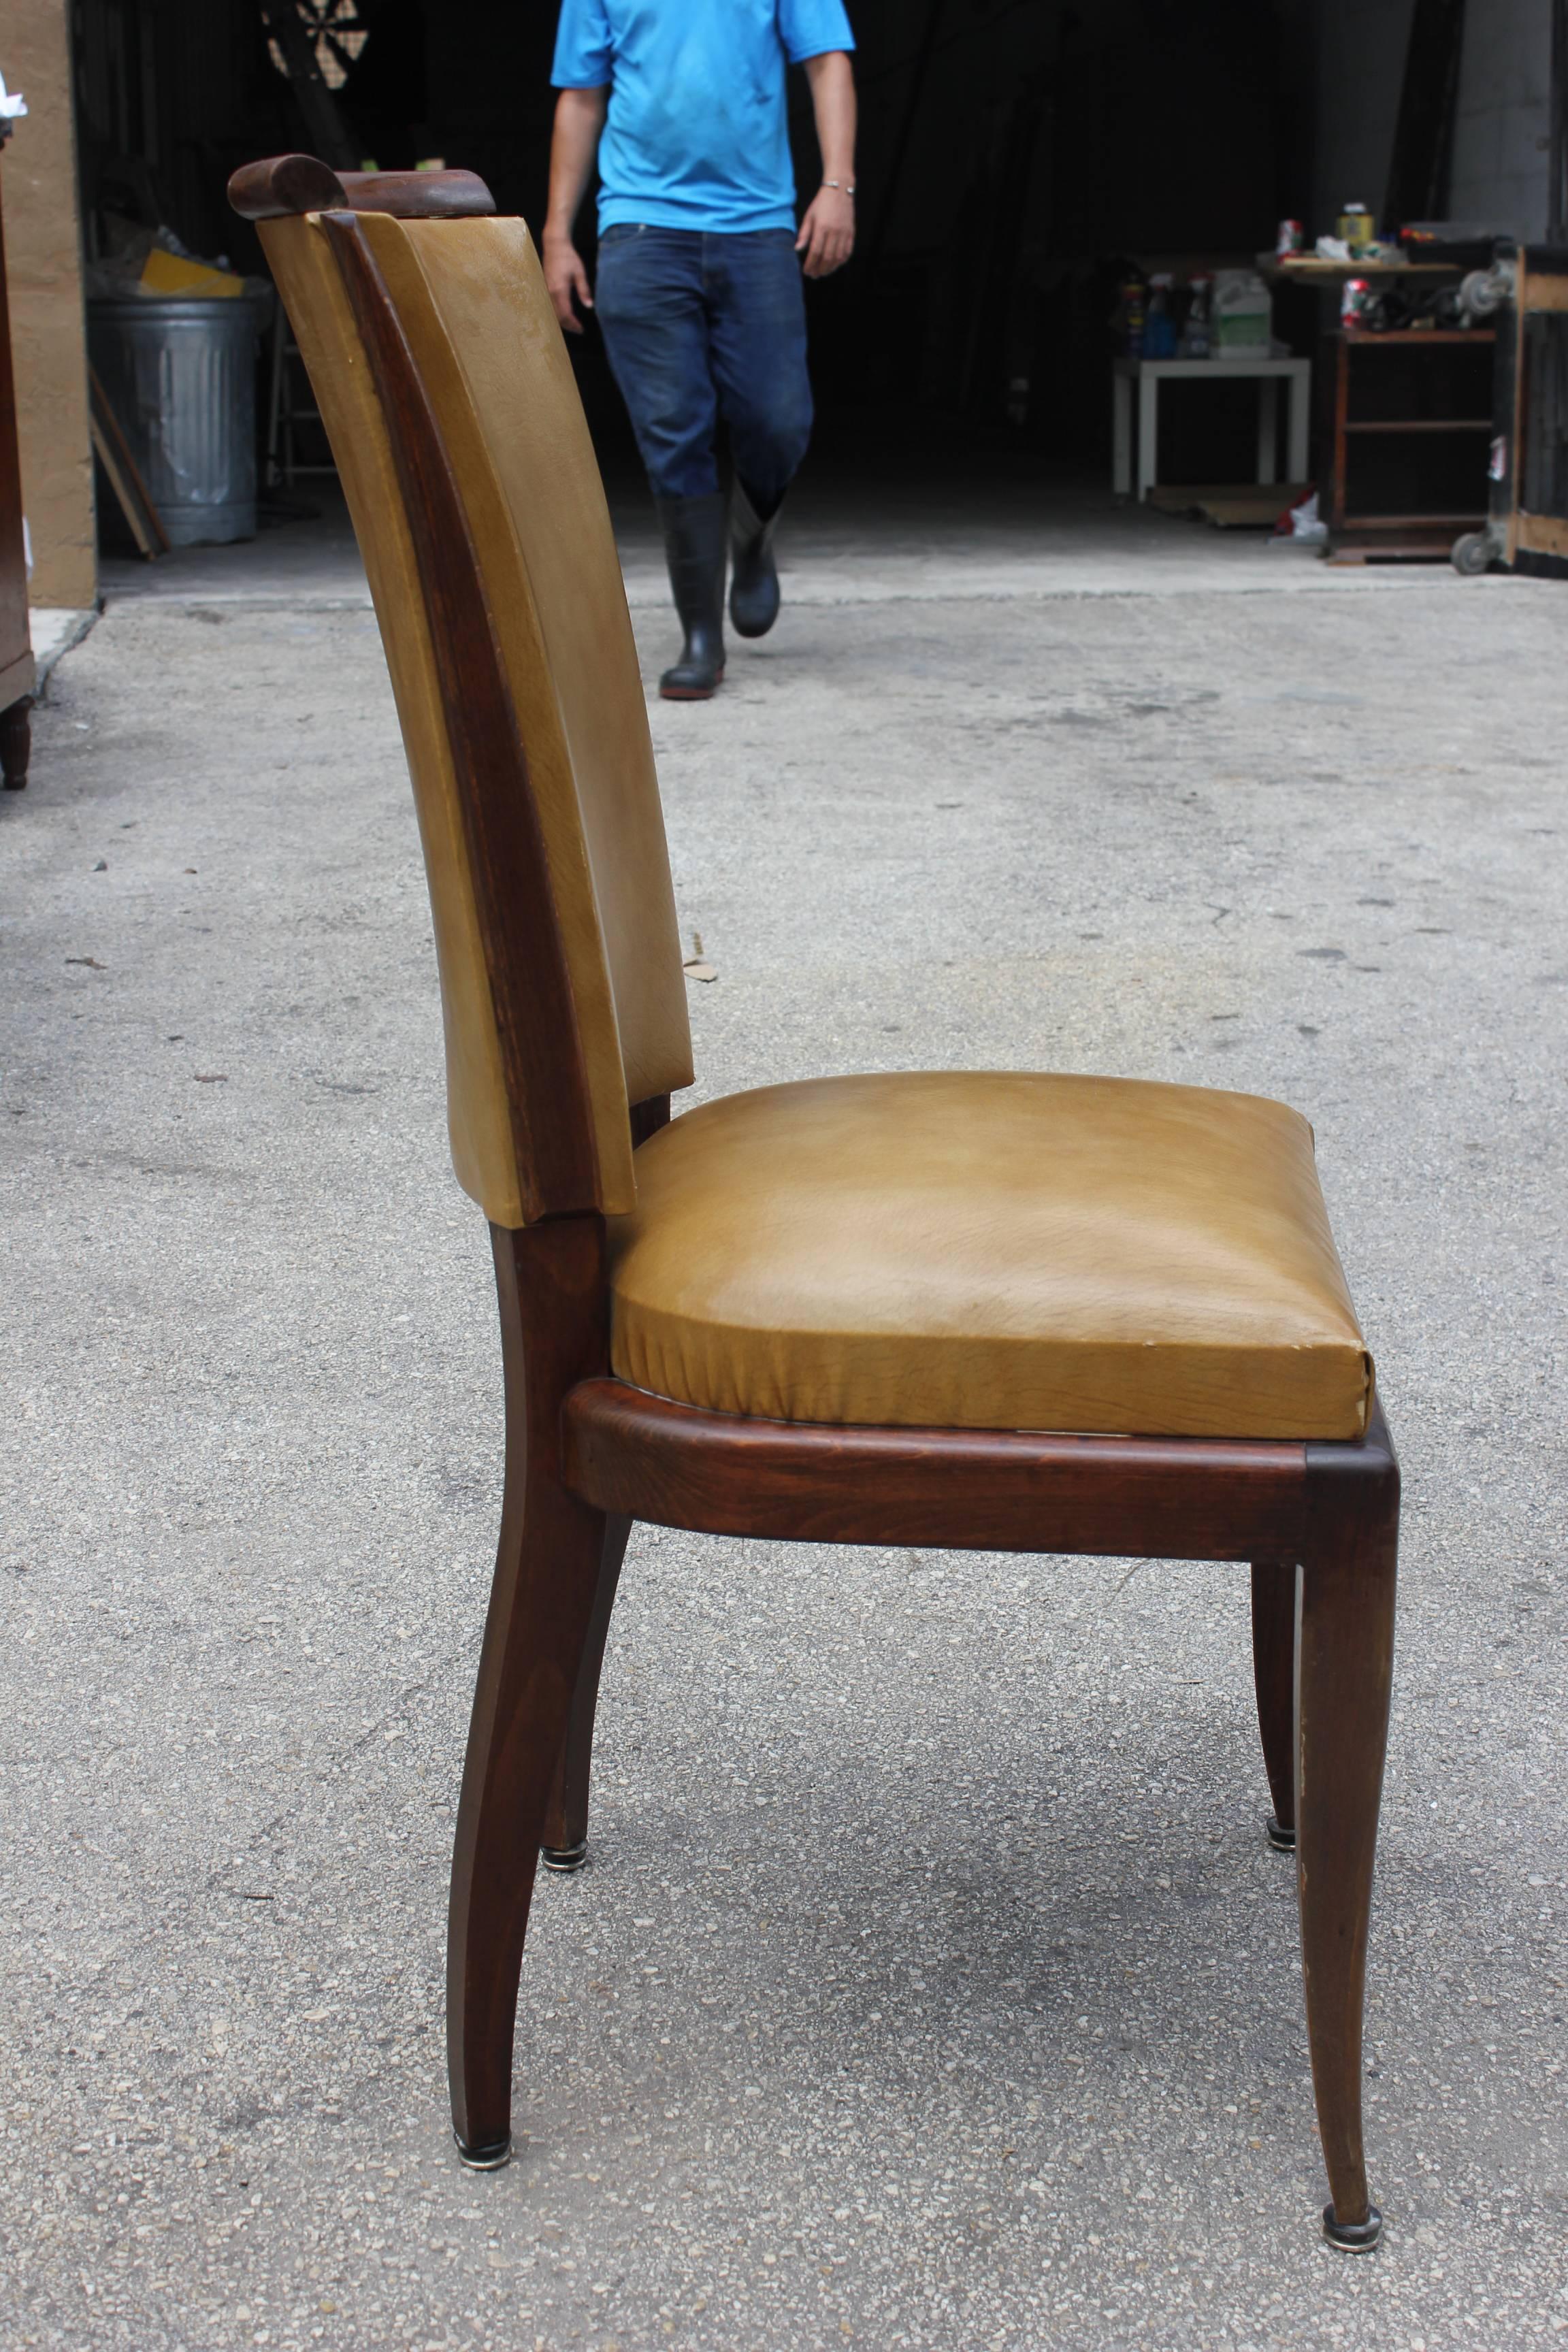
[1452,241,1568,578]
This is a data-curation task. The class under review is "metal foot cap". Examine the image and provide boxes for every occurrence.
[455,2130,512,2172]
[1265,1813,1296,1851]
[540,1839,588,1874]
[1322,2201,1383,2253]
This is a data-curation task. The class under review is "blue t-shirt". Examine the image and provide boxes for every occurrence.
[552,0,855,235]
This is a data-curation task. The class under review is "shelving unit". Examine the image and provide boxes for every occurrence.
[1328,328,1495,561]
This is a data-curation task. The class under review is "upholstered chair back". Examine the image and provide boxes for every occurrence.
[259,209,693,1226]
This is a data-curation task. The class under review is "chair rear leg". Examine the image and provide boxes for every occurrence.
[446,1217,610,2167]
[1250,1557,1298,1850]
[541,1512,631,1871]
[1298,1414,1399,2250]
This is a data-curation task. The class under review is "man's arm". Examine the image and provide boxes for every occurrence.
[543,86,609,333]
[796,50,856,280]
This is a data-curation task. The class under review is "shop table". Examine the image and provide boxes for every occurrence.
[1112,355,1312,504]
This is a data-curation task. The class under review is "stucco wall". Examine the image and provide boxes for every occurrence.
[1312,0,1554,244]
[1448,0,1554,240]
[3,0,95,610]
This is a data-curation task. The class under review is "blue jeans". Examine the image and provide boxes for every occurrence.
[593,226,813,508]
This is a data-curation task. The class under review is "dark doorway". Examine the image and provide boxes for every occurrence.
[73,0,1320,502]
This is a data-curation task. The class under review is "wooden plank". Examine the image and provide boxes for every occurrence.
[1521,272,1568,314]
[1517,511,1568,557]
[1268,257,1456,280]
[1197,499,1291,528]
[1147,481,1250,508]
[89,369,170,559]
[1149,482,1311,519]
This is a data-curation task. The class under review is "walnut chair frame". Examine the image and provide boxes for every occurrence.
[232,158,1399,2254]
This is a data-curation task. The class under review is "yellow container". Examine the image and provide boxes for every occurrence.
[1337,203,1375,255]
[139,248,245,300]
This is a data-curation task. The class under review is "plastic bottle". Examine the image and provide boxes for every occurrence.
[1180,274,1213,357]
[1145,274,1177,359]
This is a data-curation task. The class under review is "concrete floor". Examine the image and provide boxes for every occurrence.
[102,465,1486,615]
[4,481,1566,2352]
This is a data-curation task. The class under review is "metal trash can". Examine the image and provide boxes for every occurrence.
[88,296,263,546]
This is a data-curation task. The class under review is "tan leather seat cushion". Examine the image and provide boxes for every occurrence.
[608,1073,1372,1439]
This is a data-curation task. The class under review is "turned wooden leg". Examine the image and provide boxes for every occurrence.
[1298,1403,1399,2251]
[446,1216,610,2167]
[540,1512,631,1871]
[1250,1556,1298,1849]
[1,696,31,790]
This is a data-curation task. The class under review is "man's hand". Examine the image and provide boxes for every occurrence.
[799,51,857,280]
[544,231,594,333]
[796,184,855,279]
[544,86,608,334]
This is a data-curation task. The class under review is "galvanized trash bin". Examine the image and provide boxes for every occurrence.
[88,295,264,546]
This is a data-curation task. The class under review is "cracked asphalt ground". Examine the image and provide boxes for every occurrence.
[2,552,1565,2351]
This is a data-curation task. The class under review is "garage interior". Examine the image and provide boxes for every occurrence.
[56,0,1563,581]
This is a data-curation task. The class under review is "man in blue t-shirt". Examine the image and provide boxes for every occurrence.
[545,0,857,699]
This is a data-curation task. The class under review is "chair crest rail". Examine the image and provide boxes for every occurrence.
[229,155,495,220]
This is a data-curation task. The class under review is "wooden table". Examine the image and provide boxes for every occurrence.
[1261,255,1459,284]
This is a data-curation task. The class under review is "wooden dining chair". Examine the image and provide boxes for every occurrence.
[231,155,1400,2253]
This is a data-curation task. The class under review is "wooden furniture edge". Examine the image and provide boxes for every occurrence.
[229,154,346,218]
[560,1377,1316,1556]
[229,155,495,221]
[1305,1392,1399,1506]
[340,169,496,220]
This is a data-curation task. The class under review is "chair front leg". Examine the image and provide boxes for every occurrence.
[446,1216,610,2167]
[1250,1557,1298,1849]
[1297,1414,1399,2250]
[540,1511,632,1870]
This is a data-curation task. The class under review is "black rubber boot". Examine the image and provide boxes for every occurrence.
[655,493,727,700]
[729,480,783,638]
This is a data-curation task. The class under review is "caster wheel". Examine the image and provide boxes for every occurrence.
[1450,530,1492,577]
